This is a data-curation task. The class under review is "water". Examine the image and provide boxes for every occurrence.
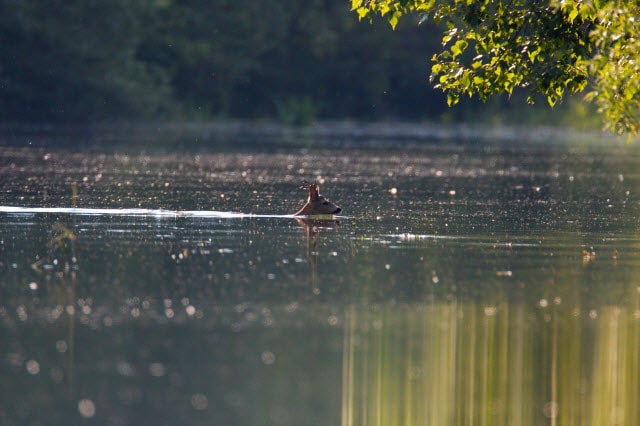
[2,133,640,425]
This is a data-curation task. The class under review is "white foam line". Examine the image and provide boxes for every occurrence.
[385,233,462,240]
[0,206,295,219]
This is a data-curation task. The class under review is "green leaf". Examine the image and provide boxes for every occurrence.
[446,92,459,106]
[451,40,468,58]
[389,12,400,30]
[460,73,470,88]
[568,8,579,24]
[442,28,457,45]
[355,7,370,19]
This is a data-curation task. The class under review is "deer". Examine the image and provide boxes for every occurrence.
[293,181,341,290]
[294,180,342,216]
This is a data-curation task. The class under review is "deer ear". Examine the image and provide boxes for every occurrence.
[309,183,320,199]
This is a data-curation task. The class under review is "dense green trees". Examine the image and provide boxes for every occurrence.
[0,1,170,120]
[1,0,615,129]
[0,0,447,123]
[352,0,640,134]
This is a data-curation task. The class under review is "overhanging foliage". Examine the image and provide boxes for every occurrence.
[352,0,640,135]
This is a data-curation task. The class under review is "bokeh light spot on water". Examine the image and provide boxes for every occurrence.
[191,393,208,410]
[484,306,497,316]
[25,359,40,375]
[285,302,299,312]
[117,361,136,377]
[543,400,558,418]
[28,281,38,290]
[77,399,96,418]
[56,340,68,353]
[261,351,276,365]
[149,362,166,377]
[47,306,63,322]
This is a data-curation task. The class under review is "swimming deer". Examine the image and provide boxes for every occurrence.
[294,180,342,216]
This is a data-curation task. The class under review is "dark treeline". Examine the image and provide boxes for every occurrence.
[0,0,580,125]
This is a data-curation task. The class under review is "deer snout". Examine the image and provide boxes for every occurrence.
[333,207,342,214]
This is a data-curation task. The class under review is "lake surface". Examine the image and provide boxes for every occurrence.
[1,125,640,425]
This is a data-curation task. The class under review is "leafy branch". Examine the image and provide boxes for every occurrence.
[352,0,640,135]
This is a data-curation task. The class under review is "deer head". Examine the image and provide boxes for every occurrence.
[294,180,341,216]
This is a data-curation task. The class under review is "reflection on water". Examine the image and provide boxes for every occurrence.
[2,140,640,425]
[342,301,640,426]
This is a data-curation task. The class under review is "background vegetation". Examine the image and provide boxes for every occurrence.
[0,0,591,127]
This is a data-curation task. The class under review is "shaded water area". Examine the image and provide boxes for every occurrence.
[2,126,640,425]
